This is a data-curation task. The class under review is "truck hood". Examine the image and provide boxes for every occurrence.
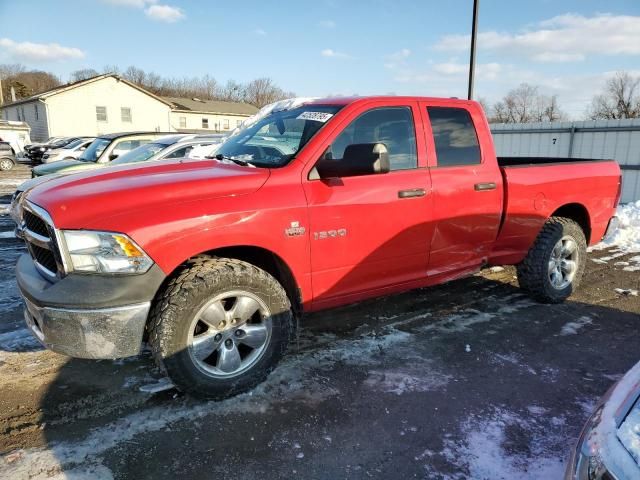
[27,159,270,229]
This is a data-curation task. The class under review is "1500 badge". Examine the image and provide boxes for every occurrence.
[313,229,347,240]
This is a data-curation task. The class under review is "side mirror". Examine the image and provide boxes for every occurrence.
[108,153,119,161]
[316,143,390,179]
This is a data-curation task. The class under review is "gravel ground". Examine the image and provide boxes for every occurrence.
[0,164,638,480]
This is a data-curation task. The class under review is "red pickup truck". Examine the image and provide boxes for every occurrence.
[14,96,620,398]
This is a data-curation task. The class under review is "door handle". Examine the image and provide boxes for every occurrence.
[474,182,497,191]
[398,188,426,198]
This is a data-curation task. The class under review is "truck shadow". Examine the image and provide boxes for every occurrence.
[5,268,638,478]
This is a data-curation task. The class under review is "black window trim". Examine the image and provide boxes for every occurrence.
[426,105,483,168]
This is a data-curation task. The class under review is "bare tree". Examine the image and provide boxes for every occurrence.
[0,64,60,101]
[70,68,99,82]
[243,78,291,108]
[590,71,640,119]
[491,83,566,123]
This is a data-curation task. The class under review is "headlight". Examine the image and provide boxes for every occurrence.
[39,147,46,151]
[62,230,153,274]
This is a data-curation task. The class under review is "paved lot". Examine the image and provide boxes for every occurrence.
[0,164,639,479]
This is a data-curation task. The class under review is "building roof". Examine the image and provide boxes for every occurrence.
[163,96,258,116]
[1,74,174,108]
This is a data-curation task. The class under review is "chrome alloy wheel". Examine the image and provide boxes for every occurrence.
[548,235,579,290]
[187,290,272,378]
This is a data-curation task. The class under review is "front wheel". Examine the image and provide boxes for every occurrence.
[148,257,294,399]
[0,158,14,171]
[517,217,587,303]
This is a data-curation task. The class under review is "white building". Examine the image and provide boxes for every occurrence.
[0,74,258,142]
[163,97,258,133]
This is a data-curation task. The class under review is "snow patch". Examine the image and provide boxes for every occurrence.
[560,316,593,336]
[364,368,451,395]
[614,288,638,297]
[0,327,42,353]
[590,200,640,254]
[421,408,566,479]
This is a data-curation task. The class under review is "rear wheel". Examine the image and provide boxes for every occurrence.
[148,257,294,399]
[516,217,586,303]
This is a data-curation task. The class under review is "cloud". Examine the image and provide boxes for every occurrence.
[144,4,185,22]
[0,38,85,63]
[254,28,267,36]
[321,48,350,59]
[434,13,640,63]
[383,48,411,69]
[319,20,336,28]
[433,61,502,80]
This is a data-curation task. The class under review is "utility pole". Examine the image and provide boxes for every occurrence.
[467,0,479,100]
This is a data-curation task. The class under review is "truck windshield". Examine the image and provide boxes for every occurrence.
[214,105,342,167]
[78,138,110,162]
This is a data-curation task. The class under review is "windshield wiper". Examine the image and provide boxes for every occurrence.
[214,153,255,167]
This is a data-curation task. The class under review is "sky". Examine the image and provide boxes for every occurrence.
[1,0,640,118]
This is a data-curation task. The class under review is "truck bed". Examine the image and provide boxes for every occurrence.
[497,156,614,167]
[489,158,620,265]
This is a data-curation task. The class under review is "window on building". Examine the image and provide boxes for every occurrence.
[179,116,186,128]
[223,119,230,130]
[236,119,242,128]
[34,105,39,120]
[202,118,209,129]
[427,107,481,167]
[121,107,132,123]
[96,106,108,122]
[330,106,418,171]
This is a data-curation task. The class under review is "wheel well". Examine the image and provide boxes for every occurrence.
[551,203,591,243]
[193,246,302,317]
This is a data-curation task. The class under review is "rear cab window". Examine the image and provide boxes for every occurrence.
[427,107,481,167]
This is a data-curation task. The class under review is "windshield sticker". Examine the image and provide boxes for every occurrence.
[296,112,334,123]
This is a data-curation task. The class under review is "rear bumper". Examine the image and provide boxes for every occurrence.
[23,297,150,359]
[603,216,619,242]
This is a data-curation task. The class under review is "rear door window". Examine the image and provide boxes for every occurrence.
[427,107,481,166]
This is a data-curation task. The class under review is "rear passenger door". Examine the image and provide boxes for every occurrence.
[419,101,502,275]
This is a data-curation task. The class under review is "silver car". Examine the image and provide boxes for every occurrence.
[566,360,640,479]
[109,134,224,167]
[41,137,95,163]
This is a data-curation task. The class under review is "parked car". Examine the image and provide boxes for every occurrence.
[13,96,621,399]
[565,360,640,479]
[0,142,16,171]
[109,135,223,167]
[30,132,171,177]
[26,136,85,164]
[41,137,95,163]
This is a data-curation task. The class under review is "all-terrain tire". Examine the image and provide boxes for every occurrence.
[516,217,587,303]
[148,256,294,399]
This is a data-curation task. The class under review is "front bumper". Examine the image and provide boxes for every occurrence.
[17,253,166,359]
[24,296,150,359]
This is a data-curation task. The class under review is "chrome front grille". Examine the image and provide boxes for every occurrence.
[19,201,64,281]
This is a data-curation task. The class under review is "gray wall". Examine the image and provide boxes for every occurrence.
[491,118,640,203]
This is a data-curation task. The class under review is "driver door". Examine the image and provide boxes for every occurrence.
[303,101,434,307]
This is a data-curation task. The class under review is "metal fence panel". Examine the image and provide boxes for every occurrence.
[491,118,640,203]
